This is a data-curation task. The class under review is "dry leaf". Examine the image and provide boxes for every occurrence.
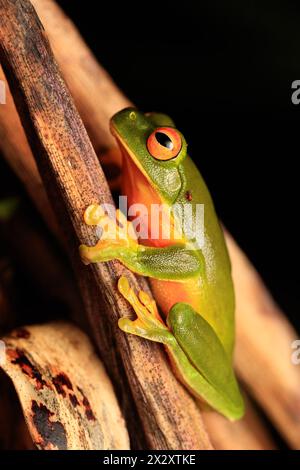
[0,322,129,450]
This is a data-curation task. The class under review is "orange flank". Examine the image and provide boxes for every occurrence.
[120,145,202,316]
[121,147,184,248]
[150,277,202,319]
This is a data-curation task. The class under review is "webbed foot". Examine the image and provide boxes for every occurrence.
[117,276,173,345]
[79,204,137,265]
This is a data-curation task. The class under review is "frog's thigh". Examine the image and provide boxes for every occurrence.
[167,302,230,383]
[167,302,244,420]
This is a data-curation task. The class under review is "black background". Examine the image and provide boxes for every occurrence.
[56,0,299,330]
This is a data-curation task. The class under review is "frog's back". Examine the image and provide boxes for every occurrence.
[151,157,235,356]
[182,157,235,355]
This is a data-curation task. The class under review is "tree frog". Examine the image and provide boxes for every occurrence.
[80,108,244,420]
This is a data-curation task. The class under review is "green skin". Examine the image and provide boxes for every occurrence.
[80,108,244,420]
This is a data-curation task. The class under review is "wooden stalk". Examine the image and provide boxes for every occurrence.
[0,0,283,450]
[0,0,212,450]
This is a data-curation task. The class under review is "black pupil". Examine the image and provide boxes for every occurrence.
[155,132,174,150]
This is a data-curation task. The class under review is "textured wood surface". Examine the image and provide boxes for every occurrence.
[0,0,212,450]
[2,0,299,450]
[0,0,284,450]
[31,0,129,157]
[1,322,130,450]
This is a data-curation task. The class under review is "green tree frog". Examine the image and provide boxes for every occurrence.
[80,108,244,420]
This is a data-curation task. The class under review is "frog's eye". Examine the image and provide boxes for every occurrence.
[147,127,182,161]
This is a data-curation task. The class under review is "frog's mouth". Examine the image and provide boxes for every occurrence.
[110,121,164,208]
[110,122,181,248]
[110,122,152,186]
[112,127,163,207]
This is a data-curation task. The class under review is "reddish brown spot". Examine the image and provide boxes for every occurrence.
[185,190,193,201]
[78,387,96,421]
[70,394,80,408]
[52,373,73,397]
[15,328,31,339]
[31,400,67,450]
[8,348,46,390]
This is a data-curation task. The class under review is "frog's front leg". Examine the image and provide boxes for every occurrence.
[79,203,138,264]
[79,204,202,281]
[118,276,244,421]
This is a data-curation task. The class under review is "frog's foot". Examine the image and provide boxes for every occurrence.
[118,276,173,345]
[79,204,137,265]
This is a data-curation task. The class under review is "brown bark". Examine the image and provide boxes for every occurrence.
[0,0,212,450]
[2,0,299,450]
[31,0,130,158]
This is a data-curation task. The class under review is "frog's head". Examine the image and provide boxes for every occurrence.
[110,108,188,204]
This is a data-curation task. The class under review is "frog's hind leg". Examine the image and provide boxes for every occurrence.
[117,276,173,345]
[118,278,244,420]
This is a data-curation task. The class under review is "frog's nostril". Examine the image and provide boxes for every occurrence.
[129,111,137,121]
[155,132,174,150]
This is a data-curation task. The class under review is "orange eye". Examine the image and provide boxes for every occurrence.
[147,127,182,161]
